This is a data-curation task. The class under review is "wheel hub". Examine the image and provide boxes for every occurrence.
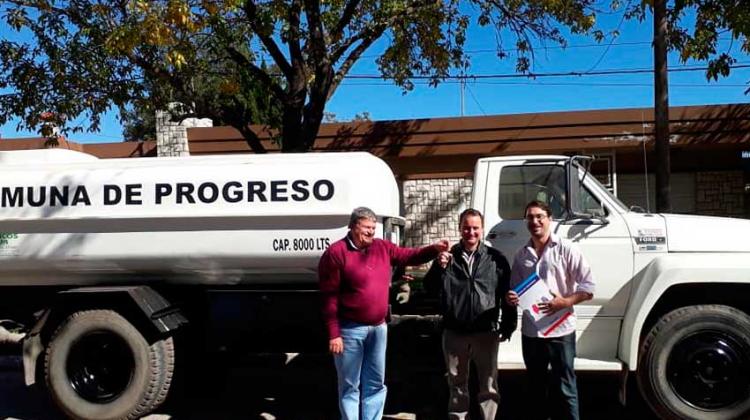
[667,330,750,410]
[66,330,135,403]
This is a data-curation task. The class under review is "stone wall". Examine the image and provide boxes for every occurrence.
[156,108,214,157]
[401,172,747,250]
[155,110,191,157]
[695,171,745,217]
[402,178,473,247]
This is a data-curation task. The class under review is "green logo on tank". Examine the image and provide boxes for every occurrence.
[0,233,19,248]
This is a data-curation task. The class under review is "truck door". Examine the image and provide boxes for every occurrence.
[482,158,634,364]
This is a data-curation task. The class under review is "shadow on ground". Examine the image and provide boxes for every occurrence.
[0,326,654,420]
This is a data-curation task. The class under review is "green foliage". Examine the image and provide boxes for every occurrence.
[121,105,156,142]
[1,0,281,148]
[626,0,750,84]
[322,110,371,123]
[1,0,604,152]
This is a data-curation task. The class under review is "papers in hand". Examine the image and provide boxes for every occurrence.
[512,272,572,336]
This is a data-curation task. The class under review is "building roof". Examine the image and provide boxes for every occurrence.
[2,104,748,178]
[0,137,157,158]
[186,103,750,154]
[186,103,750,177]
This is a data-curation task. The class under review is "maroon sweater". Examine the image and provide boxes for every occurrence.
[318,237,438,339]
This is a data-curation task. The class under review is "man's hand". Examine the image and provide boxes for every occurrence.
[396,282,411,304]
[505,290,519,306]
[499,333,512,342]
[434,239,450,253]
[437,251,452,269]
[329,337,343,354]
[538,292,570,314]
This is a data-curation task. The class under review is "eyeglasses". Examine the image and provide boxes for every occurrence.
[525,214,548,222]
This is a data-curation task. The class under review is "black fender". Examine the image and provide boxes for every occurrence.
[23,285,187,385]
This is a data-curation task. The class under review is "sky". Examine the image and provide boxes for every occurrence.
[1,4,748,144]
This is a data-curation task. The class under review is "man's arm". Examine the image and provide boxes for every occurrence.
[539,243,594,314]
[505,255,525,307]
[568,243,595,298]
[496,254,517,340]
[318,250,343,353]
[388,239,449,267]
[423,256,448,297]
[539,291,592,314]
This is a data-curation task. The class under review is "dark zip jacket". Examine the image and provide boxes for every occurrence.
[424,242,517,336]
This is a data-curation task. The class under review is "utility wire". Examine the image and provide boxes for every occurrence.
[343,63,750,80]
[465,84,487,115]
[250,40,659,62]
[252,37,740,62]
[340,81,749,88]
[585,0,633,73]
[358,39,656,59]
[476,81,749,87]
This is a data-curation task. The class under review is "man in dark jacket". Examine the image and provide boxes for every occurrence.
[425,208,517,420]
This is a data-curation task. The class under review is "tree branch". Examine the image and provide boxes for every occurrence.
[242,1,293,78]
[287,0,305,78]
[330,0,362,45]
[331,23,379,63]
[330,0,435,63]
[328,26,384,99]
[303,61,334,148]
[303,0,327,63]
[127,52,182,92]
[301,0,336,150]
[225,45,287,101]
[237,123,267,154]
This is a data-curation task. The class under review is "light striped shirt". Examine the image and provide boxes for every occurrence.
[510,233,595,338]
[460,248,477,276]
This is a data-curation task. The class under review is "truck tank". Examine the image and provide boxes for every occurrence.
[0,149,402,286]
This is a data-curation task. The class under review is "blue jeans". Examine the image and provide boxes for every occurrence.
[522,333,579,420]
[334,320,388,420]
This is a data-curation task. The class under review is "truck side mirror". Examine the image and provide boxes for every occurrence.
[565,156,594,219]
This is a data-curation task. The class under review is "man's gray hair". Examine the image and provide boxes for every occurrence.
[349,206,377,228]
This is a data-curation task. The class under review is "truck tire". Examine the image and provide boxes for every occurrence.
[637,304,750,420]
[44,309,175,420]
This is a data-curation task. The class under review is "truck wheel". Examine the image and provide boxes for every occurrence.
[44,310,175,420]
[638,305,750,420]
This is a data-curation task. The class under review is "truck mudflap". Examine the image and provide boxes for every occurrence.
[22,285,187,385]
[22,310,49,385]
[57,286,188,334]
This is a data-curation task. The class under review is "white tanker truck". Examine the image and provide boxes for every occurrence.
[2,149,750,420]
[1,149,403,419]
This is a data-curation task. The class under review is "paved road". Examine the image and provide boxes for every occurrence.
[0,335,656,420]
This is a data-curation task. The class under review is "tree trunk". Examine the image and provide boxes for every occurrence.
[281,73,308,153]
[301,105,324,152]
[237,125,267,154]
[654,0,672,213]
[281,106,306,153]
[301,67,334,152]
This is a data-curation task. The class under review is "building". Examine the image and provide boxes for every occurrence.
[181,104,750,245]
[4,104,749,246]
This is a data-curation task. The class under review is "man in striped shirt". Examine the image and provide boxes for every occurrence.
[506,200,595,420]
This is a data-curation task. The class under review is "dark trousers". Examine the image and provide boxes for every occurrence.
[442,329,500,420]
[521,333,579,420]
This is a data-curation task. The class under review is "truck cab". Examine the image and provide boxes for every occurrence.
[472,155,750,420]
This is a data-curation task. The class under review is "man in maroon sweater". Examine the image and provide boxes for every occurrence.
[319,207,449,420]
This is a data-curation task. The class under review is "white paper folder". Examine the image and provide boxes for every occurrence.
[512,272,573,336]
